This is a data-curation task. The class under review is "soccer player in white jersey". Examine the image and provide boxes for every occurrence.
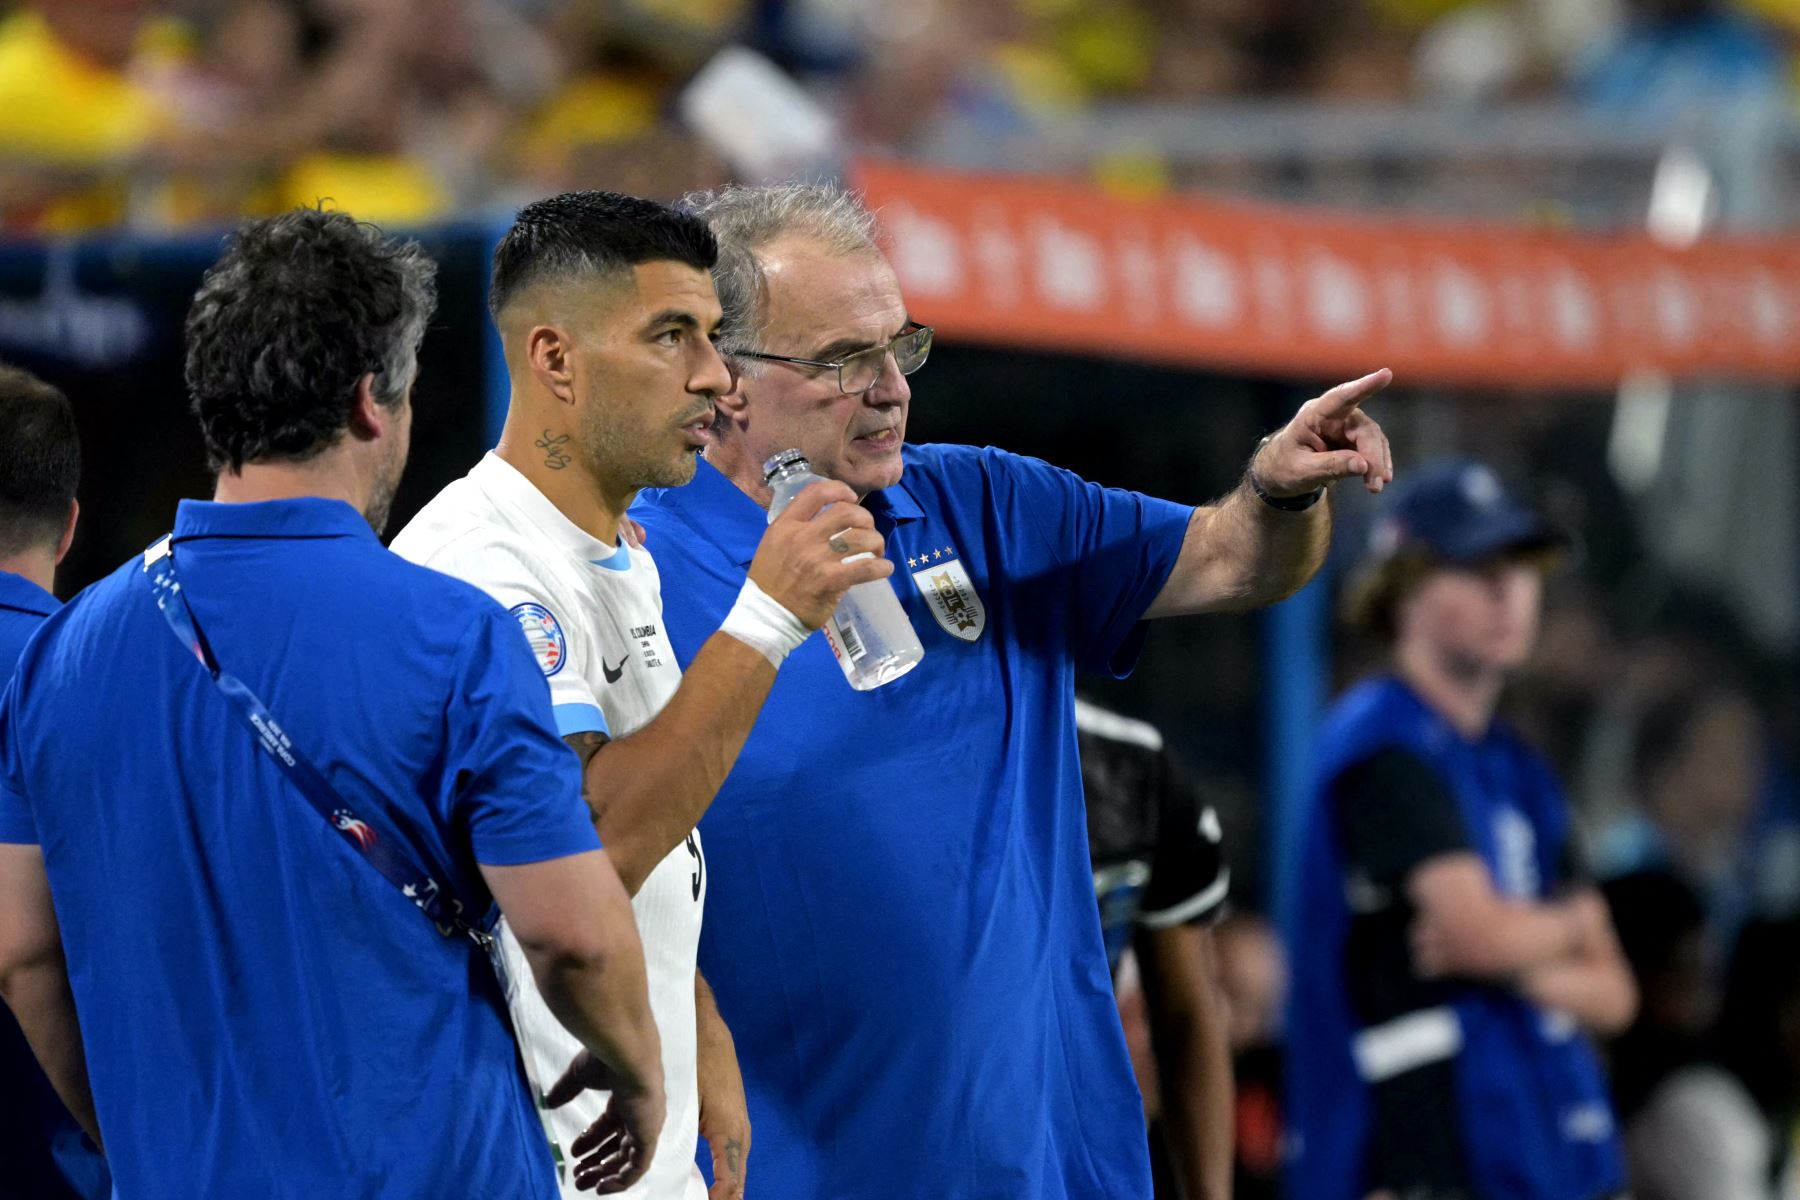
[392,192,889,1199]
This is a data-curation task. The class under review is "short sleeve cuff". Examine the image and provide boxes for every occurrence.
[0,782,39,845]
[1139,869,1231,929]
[553,702,609,738]
[1079,499,1194,678]
[474,817,602,867]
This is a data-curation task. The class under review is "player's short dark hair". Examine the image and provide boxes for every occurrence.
[488,191,718,320]
[185,208,437,473]
[0,363,79,557]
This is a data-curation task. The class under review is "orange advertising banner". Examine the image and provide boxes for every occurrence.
[851,159,1800,388]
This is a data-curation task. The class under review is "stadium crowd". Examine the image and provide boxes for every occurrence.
[4,0,1800,231]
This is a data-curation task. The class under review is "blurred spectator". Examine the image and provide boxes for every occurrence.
[1715,918,1800,1196]
[0,0,173,229]
[1402,0,1625,103]
[1215,913,1285,1200]
[1306,4,1418,100]
[1604,869,1768,1200]
[1574,0,1790,119]
[1139,0,1320,98]
[0,1,164,159]
[1567,582,1759,836]
[6,0,1799,233]
[1287,459,1635,1200]
[1595,683,1800,937]
[190,0,486,222]
[1508,573,1619,793]
[511,0,738,197]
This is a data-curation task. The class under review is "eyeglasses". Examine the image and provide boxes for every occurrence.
[733,324,933,395]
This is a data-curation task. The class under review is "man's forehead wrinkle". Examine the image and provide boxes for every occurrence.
[758,244,906,358]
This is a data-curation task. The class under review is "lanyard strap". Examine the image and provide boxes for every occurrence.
[139,535,492,952]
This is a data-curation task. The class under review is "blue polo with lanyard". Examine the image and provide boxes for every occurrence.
[0,498,599,1200]
[632,444,1192,1200]
[1285,676,1624,1200]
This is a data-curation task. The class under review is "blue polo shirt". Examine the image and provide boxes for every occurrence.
[0,568,111,1200]
[633,445,1192,1199]
[0,568,57,669]
[0,499,601,1200]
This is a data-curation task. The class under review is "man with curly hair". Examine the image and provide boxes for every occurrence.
[0,209,663,1199]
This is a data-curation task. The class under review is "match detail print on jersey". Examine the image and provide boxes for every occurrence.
[908,545,985,642]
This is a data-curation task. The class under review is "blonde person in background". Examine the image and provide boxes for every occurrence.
[1285,459,1637,1200]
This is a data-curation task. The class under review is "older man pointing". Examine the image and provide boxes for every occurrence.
[632,182,1392,1200]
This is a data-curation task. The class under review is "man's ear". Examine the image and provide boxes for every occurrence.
[714,371,750,419]
[527,325,579,406]
[346,373,386,442]
[55,499,77,566]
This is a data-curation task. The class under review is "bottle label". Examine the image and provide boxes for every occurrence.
[833,615,868,664]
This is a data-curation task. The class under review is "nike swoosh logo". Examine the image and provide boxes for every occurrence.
[602,655,627,684]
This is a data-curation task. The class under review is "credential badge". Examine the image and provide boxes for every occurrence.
[910,548,986,642]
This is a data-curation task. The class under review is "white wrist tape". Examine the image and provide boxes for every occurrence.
[720,578,811,668]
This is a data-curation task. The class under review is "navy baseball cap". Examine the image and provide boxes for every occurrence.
[1364,458,1567,566]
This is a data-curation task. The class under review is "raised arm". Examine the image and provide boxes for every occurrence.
[574,480,888,895]
[1145,368,1393,618]
[0,842,101,1148]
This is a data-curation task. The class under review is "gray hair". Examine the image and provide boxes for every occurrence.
[680,182,881,354]
[376,283,433,409]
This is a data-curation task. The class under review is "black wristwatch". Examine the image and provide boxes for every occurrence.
[1248,434,1325,512]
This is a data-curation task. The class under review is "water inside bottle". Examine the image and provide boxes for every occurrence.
[762,448,925,690]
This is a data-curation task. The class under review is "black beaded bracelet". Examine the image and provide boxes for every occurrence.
[1248,435,1325,512]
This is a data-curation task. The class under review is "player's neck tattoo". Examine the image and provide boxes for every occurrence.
[536,430,572,470]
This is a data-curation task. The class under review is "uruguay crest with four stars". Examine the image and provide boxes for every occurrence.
[907,544,986,642]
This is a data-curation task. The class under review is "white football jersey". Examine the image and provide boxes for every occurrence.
[392,453,707,1200]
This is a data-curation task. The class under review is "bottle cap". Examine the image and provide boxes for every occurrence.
[762,448,810,482]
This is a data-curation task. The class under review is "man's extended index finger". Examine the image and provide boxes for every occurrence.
[1312,368,1393,418]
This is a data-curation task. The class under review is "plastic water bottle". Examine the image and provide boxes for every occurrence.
[763,449,924,690]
